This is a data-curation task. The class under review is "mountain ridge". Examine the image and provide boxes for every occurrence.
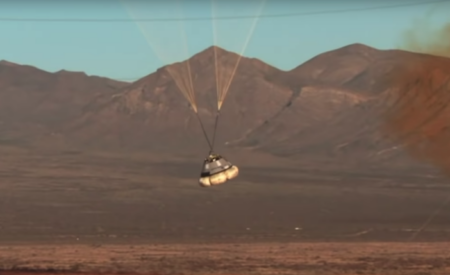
[1,43,450,172]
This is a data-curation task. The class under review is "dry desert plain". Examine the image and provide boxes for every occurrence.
[0,147,449,275]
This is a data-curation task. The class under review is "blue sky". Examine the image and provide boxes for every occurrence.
[0,0,449,81]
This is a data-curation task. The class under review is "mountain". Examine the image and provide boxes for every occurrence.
[2,44,450,172]
[59,44,403,155]
[229,44,450,170]
[61,46,292,153]
[0,60,128,147]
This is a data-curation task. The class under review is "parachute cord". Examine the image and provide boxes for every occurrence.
[210,111,220,154]
[194,112,213,151]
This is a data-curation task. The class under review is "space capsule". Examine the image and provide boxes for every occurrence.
[198,153,239,187]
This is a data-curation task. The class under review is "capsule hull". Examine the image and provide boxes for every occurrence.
[198,176,211,187]
[225,165,239,180]
[198,153,239,187]
[198,165,239,187]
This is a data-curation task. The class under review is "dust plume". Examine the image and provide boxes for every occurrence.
[383,17,450,175]
[399,12,450,58]
[384,15,450,242]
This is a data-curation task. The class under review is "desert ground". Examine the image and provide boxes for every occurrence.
[0,146,449,274]
[2,242,450,275]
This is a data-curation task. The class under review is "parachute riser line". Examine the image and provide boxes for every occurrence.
[210,110,221,154]
[194,111,213,151]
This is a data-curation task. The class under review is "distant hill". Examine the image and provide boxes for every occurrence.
[1,44,450,172]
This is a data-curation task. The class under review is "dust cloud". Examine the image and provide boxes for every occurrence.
[383,17,450,175]
[398,12,450,58]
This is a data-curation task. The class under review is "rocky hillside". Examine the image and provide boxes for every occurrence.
[1,44,450,172]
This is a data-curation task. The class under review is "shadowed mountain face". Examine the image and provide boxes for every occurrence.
[1,44,450,171]
[61,46,291,153]
[231,44,450,171]
[0,60,128,147]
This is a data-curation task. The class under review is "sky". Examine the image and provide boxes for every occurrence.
[0,0,449,81]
